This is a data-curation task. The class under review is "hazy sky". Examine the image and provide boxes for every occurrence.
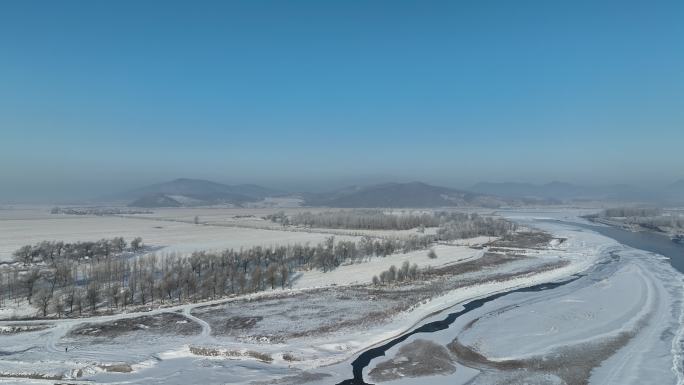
[1,0,683,201]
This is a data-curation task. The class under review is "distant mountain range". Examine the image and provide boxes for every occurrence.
[303,181,511,208]
[118,178,684,208]
[121,179,515,208]
[121,178,283,207]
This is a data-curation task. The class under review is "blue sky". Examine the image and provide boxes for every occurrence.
[1,0,683,200]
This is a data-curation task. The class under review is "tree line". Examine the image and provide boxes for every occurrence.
[3,214,517,318]
[12,237,144,265]
[436,214,517,239]
[592,208,683,230]
[599,207,663,218]
[372,261,421,285]
[51,207,152,216]
[266,210,508,232]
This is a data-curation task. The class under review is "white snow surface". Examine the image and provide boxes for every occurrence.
[0,209,356,262]
[292,243,486,289]
[1,209,683,385]
[321,211,684,385]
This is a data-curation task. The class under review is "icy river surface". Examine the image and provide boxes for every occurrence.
[330,211,684,385]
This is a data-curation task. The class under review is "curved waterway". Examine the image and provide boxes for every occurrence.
[560,220,684,274]
[335,276,580,385]
[337,218,684,385]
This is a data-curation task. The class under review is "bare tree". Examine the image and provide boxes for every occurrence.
[280,265,289,289]
[13,245,33,265]
[388,265,397,281]
[64,286,76,314]
[52,295,65,318]
[74,289,84,316]
[86,283,100,312]
[33,288,52,317]
[251,266,262,292]
[267,265,277,290]
[23,268,41,303]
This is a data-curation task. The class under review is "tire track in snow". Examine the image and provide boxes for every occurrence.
[45,323,69,354]
[182,307,211,339]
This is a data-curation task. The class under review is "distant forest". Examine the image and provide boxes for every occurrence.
[266,210,505,231]
[598,207,663,218]
[51,207,152,216]
[591,207,684,231]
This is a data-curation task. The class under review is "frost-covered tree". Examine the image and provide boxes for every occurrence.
[131,237,143,251]
[33,288,52,317]
[52,295,64,318]
[86,282,100,312]
[23,268,40,303]
[280,265,289,289]
[13,245,33,265]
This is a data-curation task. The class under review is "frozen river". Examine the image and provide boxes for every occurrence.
[330,212,684,385]
[566,219,684,273]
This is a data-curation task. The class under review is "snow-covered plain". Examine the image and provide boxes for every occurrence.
[0,207,358,262]
[292,242,487,289]
[1,209,683,385]
[0,206,440,263]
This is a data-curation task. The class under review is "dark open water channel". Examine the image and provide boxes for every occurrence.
[566,220,684,274]
[337,218,684,384]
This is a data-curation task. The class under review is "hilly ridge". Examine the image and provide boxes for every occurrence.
[123,178,282,207]
[303,181,510,208]
[119,178,683,208]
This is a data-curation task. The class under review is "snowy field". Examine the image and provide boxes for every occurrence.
[129,207,444,238]
[1,209,683,384]
[0,206,444,262]
[292,241,490,289]
[0,206,360,262]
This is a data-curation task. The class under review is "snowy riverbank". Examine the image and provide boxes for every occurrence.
[2,210,682,385]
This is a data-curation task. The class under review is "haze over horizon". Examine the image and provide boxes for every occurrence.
[2,0,683,202]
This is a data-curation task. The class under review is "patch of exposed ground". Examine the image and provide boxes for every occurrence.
[98,363,133,373]
[0,323,51,334]
[190,232,560,343]
[192,252,566,342]
[448,329,635,385]
[192,288,401,341]
[0,372,62,381]
[489,231,554,249]
[424,252,527,278]
[249,371,332,385]
[368,339,455,382]
[67,312,201,340]
[189,346,272,362]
